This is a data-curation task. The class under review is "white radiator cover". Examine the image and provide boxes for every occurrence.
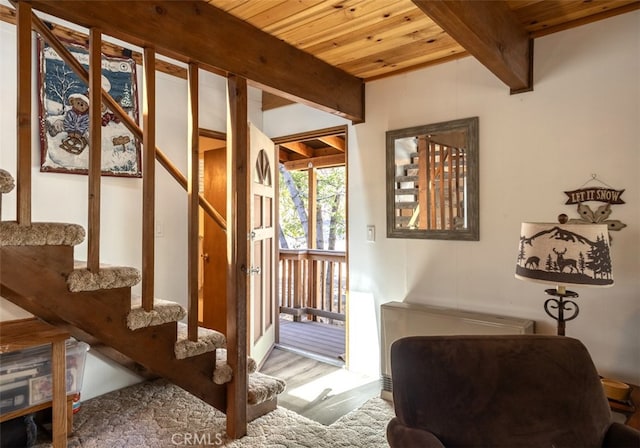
[380,301,535,401]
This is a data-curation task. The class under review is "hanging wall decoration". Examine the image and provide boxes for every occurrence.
[562,174,626,233]
[38,36,142,177]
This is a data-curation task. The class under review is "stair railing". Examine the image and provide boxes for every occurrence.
[278,249,347,323]
[18,7,223,341]
[11,2,248,437]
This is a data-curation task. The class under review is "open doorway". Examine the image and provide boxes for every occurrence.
[273,126,348,367]
[198,125,349,367]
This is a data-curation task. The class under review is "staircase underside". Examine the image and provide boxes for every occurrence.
[0,244,228,410]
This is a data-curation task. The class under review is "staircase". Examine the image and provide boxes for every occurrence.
[394,142,467,231]
[0,170,285,435]
[394,152,420,229]
[2,4,285,439]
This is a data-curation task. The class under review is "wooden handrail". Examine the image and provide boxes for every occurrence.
[29,12,227,232]
[280,249,346,260]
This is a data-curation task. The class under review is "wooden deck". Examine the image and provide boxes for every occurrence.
[278,318,345,366]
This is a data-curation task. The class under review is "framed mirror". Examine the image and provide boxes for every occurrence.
[386,117,479,240]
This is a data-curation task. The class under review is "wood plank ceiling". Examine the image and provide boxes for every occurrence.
[205,0,639,81]
[2,0,638,123]
[204,0,638,161]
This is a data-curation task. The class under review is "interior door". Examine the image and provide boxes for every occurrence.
[248,123,277,367]
[202,146,227,333]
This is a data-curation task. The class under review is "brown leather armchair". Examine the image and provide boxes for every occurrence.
[387,335,640,448]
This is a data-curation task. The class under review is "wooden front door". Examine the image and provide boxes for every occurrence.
[248,123,277,367]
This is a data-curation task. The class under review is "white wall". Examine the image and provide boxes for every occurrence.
[265,11,640,384]
[1,8,638,396]
[0,17,262,399]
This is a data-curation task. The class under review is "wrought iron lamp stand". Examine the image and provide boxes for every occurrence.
[544,288,579,336]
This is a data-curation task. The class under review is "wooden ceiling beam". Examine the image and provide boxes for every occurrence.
[317,136,345,152]
[279,141,315,158]
[284,154,345,172]
[278,149,291,163]
[0,5,188,79]
[412,0,532,93]
[24,0,365,122]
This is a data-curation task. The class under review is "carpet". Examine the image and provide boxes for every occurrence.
[34,379,395,447]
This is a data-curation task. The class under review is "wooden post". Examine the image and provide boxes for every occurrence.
[337,261,343,314]
[308,168,317,249]
[309,254,318,322]
[418,136,428,229]
[307,169,318,321]
[187,63,199,341]
[439,147,445,229]
[429,141,437,229]
[50,339,67,448]
[87,28,102,273]
[293,255,303,322]
[226,74,248,439]
[16,1,31,226]
[142,48,156,312]
[455,148,461,223]
[447,147,453,229]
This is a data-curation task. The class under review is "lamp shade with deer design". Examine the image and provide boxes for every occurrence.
[515,222,613,335]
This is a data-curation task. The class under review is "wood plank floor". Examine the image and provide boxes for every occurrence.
[278,318,345,365]
[260,347,380,425]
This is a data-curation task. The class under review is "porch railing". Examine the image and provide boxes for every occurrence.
[278,249,346,324]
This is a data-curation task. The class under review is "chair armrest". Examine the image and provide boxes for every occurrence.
[387,417,446,448]
[602,422,640,447]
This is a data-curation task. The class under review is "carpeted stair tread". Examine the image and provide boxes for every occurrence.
[213,348,257,384]
[67,261,141,292]
[0,221,85,246]
[0,169,15,193]
[248,371,286,406]
[174,322,226,359]
[127,296,186,330]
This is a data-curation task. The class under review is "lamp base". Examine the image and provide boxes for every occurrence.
[544,288,579,336]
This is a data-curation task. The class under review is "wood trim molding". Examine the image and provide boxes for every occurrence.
[530,2,640,38]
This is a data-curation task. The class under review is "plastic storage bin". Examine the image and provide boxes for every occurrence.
[0,339,89,414]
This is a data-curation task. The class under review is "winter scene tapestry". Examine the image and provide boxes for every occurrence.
[38,37,141,177]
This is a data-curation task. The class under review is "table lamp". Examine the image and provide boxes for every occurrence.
[515,222,613,335]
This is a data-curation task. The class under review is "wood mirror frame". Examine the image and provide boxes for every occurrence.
[386,117,479,240]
